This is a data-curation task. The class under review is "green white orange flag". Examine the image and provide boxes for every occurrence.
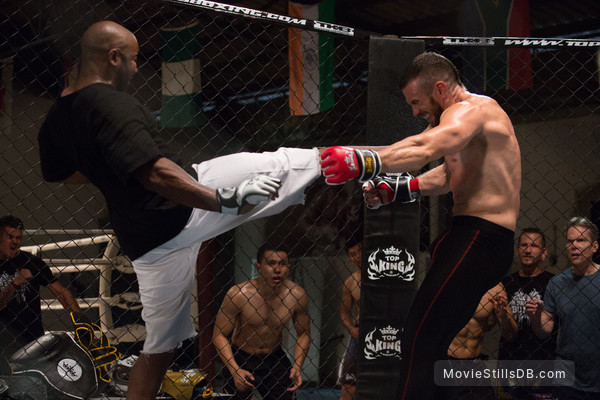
[288,0,335,116]
[160,21,203,128]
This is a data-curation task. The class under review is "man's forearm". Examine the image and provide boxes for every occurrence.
[376,137,435,174]
[136,158,220,211]
[49,282,82,314]
[342,320,355,333]
[417,164,451,196]
[340,312,355,333]
[59,292,82,313]
[530,314,553,339]
[531,322,550,339]
[213,334,240,374]
[498,314,518,341]
[293,333,311,370]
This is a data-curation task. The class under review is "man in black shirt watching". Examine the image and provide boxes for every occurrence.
[38,21,322,400]
[0,215,82,356]
[499,227,557,399]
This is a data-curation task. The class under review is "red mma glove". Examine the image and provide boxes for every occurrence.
[320,146,381,185]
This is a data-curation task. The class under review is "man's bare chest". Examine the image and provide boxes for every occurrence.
[240,298,294,328]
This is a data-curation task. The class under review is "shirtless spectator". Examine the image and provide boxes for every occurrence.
[445,284,516,400]
[212,242,311,399]
[338,236,362,400]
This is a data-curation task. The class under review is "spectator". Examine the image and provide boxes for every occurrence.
[338,236,362,400]
[0,215,81,355]
[526,217,600,400]
[445,284,515,400]
[499,227,557,399]
[212,242,311,400]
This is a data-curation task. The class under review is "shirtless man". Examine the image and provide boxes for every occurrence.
[319,51,521,399]
[212,243,311,400]
[338,237,362,400]
[448,284,515,360]
[445,285,515,400]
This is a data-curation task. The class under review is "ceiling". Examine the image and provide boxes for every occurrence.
[331,0,600,38]
[151,0,600,101]
[2,0,600,100]
[4,0,600,57]
[177,0,600,38]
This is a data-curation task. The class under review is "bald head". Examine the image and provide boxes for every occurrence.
[74,21,139,92]
[81,21,137,62]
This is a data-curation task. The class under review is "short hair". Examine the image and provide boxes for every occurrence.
[399,51,463,92]
[0,215,24,231]
[567,216,599,242]
[256,242,289,263]
[519,227,546,248]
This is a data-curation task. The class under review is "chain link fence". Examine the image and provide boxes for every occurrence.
[1,0,600,399]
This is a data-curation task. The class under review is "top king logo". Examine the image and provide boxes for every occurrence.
[344,150,358,172]
[367,246,415,281]
[363,325,402,360]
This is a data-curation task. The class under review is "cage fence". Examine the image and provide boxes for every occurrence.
[1,0,600,399]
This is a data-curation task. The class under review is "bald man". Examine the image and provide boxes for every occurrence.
[38,21,322,399]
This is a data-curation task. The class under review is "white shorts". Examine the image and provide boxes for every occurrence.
[132,147,321,353]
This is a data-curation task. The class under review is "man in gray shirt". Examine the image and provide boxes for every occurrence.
[526,217,600,399]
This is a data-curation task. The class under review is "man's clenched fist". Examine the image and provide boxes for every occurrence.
[320,146,381,185]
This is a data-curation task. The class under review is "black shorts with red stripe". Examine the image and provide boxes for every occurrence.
[397,215,514,400]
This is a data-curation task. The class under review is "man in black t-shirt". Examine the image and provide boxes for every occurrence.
[38,21,322,400]
[0,215,81,356]
[499,227,557,399]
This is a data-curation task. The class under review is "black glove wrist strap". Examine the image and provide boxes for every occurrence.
[217,187,240,215]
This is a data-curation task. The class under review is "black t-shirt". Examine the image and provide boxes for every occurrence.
[38,83,192,259]
[0,251,56,354]
[499,271,558,360]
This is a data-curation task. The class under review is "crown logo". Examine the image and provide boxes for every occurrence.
[380,325,399,336]
[382,246,401,256]
[344,152,357,171]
